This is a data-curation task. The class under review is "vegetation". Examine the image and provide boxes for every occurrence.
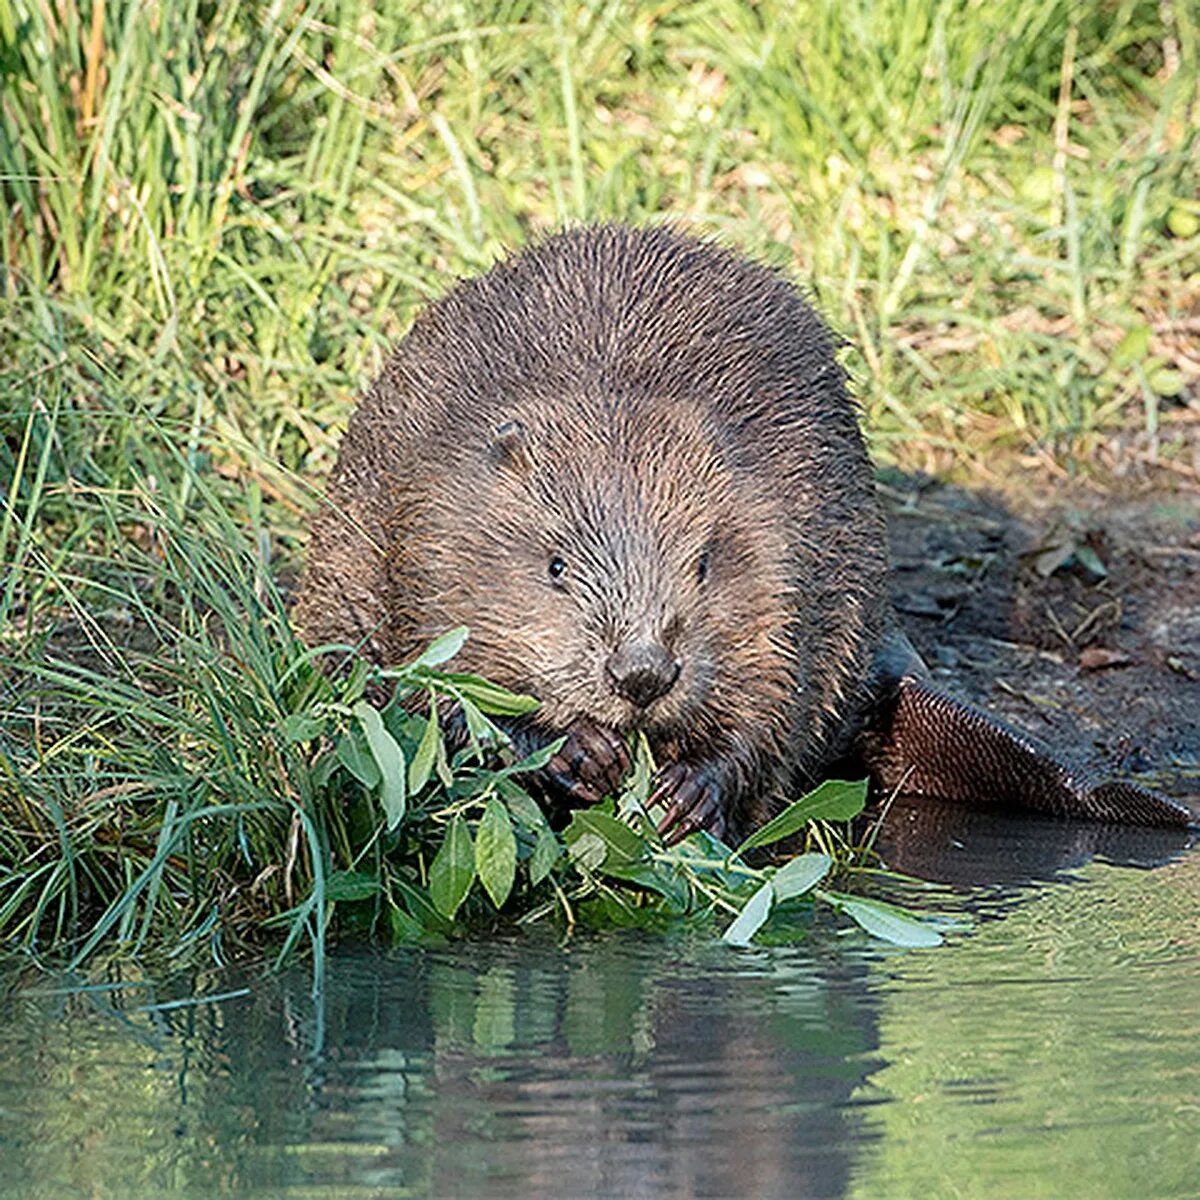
[0,412,940,969]
[2,0,1195,970]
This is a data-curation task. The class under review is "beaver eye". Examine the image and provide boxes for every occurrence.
[548,555,568,587]
[696,549,711,584]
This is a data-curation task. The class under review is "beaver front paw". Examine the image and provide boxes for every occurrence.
[538,719,631,808]
[651,763,726,846]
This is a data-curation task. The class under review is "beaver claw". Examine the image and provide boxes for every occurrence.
[539,719,631,808]
[651,763,726,846]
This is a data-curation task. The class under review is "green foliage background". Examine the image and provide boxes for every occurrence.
[4,0,1198,472]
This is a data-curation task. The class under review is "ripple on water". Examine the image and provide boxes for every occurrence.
[2,837,1198,1200]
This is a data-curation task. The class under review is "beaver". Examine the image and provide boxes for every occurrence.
[296,223,1195,842]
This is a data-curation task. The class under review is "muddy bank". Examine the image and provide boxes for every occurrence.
[883,479,1200,804]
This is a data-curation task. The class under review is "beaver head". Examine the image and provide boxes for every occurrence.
[392,386,796,767]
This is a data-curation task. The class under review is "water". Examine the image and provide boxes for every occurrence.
[2,803,1198,1200]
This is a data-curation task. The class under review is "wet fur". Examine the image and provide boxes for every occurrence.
[297,224,1196,838]
[297,224,890,837]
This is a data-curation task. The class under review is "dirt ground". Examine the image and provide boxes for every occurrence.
[883,477,1200,799]
[870,475,1200,883]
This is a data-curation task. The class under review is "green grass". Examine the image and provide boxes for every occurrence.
[1,0,1196,969]
[1,397,940,971]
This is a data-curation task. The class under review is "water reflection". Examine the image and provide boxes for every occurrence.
[875,794,1195,886]
[1,818,1197,1200]
[1,941,883,1199]
[847,850,1200,1200]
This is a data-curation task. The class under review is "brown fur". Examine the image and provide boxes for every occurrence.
[296,224,892,838]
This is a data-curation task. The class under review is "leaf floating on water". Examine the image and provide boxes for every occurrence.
[720,853,831,946]
[770,852,832,902]
[821,890,943,948]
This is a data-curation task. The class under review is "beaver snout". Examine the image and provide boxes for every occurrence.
[606,641,681,709]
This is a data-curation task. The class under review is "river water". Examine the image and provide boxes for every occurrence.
[2,801,1197,1200]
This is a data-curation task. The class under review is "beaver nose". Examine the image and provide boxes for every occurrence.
[606,642,681,709]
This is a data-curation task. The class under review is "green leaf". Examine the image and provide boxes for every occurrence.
[722,880,774,946]
[392,879,453,934]
[476,796,518,908]
[445,674,541,715]
[798,778,868,820]
[1147,367,1184,398]
[770,852,831,902]
[407,700,439,795]
[736,780,868,854]
[353,700,407,830]
[529,826,561,886]
[281,712,325,744]
[480,737,565,783]
[617,731,655,817]
[1166,203,1200,239]
[567,831,607,870]
[562,810,645,869]
[504,790,549,832]
[381,695,420,743]
[311,748,338,788]
[429,815,475,918]
[413,625,469,668]
[668,837,751,891]
[603,860,690,908]
[1112,323,1151,368]
[821,890,942,947]
[325,871,380,902]
[1073,544,1108,579]
[504,736,564,773]
[458,695,495,755]
[388,904,428,944]
[434,730,454,789]
[1020,164,1055,207]
[336,724,380,788]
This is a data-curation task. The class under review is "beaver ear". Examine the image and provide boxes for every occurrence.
[489,419,533,474]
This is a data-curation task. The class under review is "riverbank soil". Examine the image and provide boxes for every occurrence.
[883,478,1200,803]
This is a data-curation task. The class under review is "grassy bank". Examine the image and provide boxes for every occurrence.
[2,402,935,969]
[2,0,1196,968]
